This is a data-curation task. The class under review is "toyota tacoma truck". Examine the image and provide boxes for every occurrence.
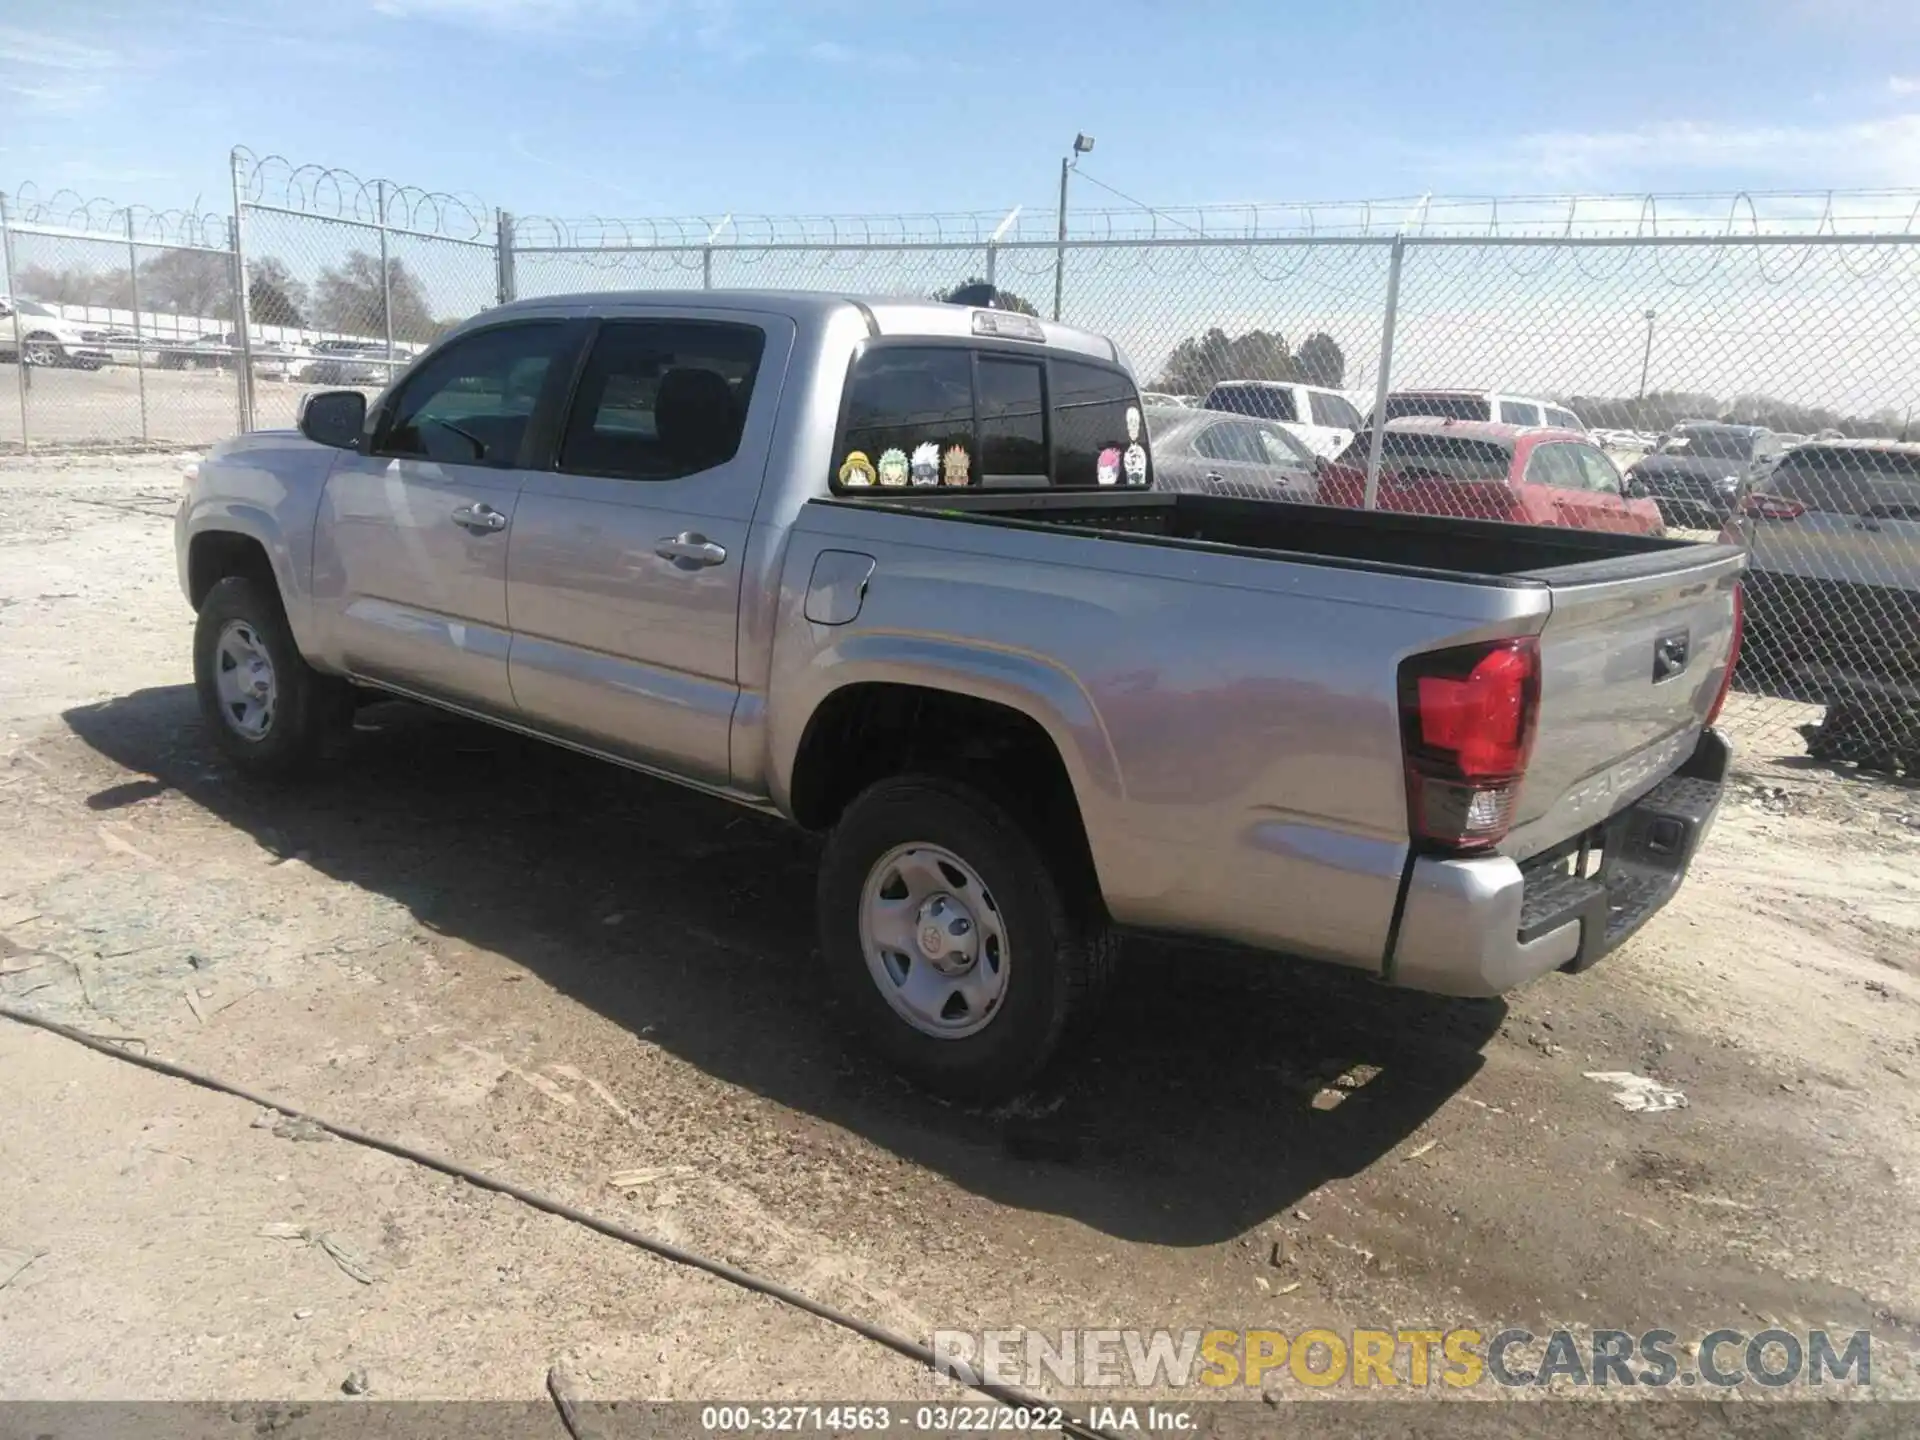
[176,291,1745,1099]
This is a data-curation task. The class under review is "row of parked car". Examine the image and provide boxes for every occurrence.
[0,296,413,384]
[1146,380,1919,727]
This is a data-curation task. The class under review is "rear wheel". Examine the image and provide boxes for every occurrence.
[817,776,1115,1102]
[193,576,350,779]
[22,333,61,367]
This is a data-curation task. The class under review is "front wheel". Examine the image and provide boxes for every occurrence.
[21,333,62,367]
[193,576,350,779]
[816,776,1115,1102]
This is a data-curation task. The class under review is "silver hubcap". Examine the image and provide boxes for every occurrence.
[213,620,277,741]
[24,337,57,365]
[859,843,1008,1040]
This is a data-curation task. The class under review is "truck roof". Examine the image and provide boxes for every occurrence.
[486,288,1126,368]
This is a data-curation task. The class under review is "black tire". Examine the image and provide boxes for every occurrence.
[816,775,1116,1102]
[193,576,349,779]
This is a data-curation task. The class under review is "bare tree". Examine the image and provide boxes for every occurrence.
[313,251,433,341]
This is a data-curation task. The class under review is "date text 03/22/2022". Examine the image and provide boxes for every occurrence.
[699,1405,1196,1434]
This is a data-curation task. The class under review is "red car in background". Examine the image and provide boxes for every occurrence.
[1317,417,1666,534]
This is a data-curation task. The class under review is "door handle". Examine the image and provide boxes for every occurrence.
[655,532,728,568]
[451,503,508,534]
[1203,471,1225,483]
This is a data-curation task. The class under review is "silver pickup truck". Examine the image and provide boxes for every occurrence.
[177,290,1745,1099]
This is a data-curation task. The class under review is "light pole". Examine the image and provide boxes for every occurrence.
[1053,132,1094,322]
[1636,308,1657,424]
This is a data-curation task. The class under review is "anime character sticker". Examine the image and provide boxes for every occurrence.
[838,450,876,487]
[1096,446,1122,485]
[876,448,910,487]
[910,442,941,486]
[1125,405,1142,443]
[942,445,971,486]
[1123,442,1148,485]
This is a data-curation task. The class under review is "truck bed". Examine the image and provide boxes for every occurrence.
[821,489,1706,584]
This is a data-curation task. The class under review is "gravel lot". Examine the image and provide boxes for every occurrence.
[2,453,1918,1410]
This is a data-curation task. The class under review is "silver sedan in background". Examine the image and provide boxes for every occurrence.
[1145,405,1320,499]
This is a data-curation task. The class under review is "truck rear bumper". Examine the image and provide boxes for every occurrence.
[1388,730,1729,997]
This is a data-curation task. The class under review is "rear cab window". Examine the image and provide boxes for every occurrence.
[1498,400,1542,426]
[1206,384,1297,423]
[832,344,1148,492]
[1382,393,1491,423]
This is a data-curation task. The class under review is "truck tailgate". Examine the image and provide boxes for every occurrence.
[1505,545,1745,861]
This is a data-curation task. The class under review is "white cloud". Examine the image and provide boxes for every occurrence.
[0,24,119,72]
[367,0,648,29]
[5,79,107,114]
[1431,114,1920,192]
[805,38,854,63]
[1892,75,1920,95]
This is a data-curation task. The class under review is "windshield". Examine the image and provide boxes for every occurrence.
[1660,428,1755,460]
[14,299,57,318]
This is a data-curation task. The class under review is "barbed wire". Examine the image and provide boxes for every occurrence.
[230,148,492,241]
[1,182,230,250]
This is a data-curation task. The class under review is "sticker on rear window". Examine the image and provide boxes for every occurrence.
[1097,446,1121,486]
[910,442,940,486]
[877,448,909,487]
[838,450,875,487]
[1124,443,1148,485]
[1126,406,1142,442]
[942,445,971,486]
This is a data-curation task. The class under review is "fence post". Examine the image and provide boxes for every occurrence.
[229,160,256,432]
[124,211,150,444]
[0,191,28,451]
[702,246,714,291]
[1361,235,1406,512]
[496,210,516,305]
[377,180,394,382]
[985,240,997,291]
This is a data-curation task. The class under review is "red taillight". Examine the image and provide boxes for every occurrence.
[1705,581,1744,727]
[1399,637,1542,852]
[1740,493,1805,521]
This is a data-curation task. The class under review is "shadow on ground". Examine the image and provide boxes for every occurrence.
[67,686,1503,1247]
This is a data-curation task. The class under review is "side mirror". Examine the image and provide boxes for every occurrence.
[298,389,367,450]
[1626,477,1651,500]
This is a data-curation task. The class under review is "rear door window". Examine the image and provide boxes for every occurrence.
[1309,391,1362,429]
[1499,399,1542,426]
[1544,406,1583,430]
[557,319,767,482]
[1195,421,1265,464]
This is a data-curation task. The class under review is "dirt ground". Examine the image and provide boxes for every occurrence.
[0,359,345,451]
[2,453,1918,1409]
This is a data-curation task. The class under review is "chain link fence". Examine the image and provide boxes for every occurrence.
[4,156,1917,770]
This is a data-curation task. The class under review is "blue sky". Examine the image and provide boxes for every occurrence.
[4,0,1919,223]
